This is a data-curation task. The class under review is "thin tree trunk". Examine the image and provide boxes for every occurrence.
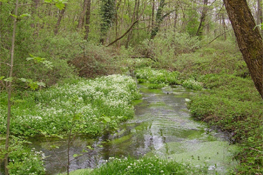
[174,8,178,31]
[77,0,89,29]
[152,0,155,31]
[84,0,91,40]
[125,0,138,48]
[224,0,263,99]
[222,12,227,40]
[196,0,208,39]
[5,0,18,174]
[54,4,67,35]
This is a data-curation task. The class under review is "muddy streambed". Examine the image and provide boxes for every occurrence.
[1,85,238,174]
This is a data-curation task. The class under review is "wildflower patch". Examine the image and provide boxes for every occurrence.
[0,75,141,137]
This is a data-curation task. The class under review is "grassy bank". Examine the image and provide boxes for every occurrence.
[127,40,263,174]
[175,42,263,174]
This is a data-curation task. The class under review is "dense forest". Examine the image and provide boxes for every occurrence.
[0,0,263,174]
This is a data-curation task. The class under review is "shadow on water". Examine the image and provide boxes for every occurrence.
[0,85,238,175]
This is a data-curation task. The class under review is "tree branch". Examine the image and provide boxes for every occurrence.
[106,20,139,47]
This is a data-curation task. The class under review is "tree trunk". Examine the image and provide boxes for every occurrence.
[222,12,227,40]
[54,4,67,35]
[125,0,138,48]
[5,0,18,174]
[77,0,89,29]
[196,0,208,39]
[150,0,165,39]
[152,0,155,31]
[224,0,263,99]
[84,0,91,40]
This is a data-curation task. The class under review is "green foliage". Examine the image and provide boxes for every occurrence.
[185,8,199,36]
[182,78,203,90]
[0,136,45,175]
[187,74,263,173]
[0,75,141,137]
[135,67,181,87]
[140,30,201,68]
[89,156,206,175]
[100,0,116,36]
[174,41,246,79]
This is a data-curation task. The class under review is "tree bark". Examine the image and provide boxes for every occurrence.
[196,0,208,39]
[84,0,91,40]
[224,0,263,99]
[54,4,67,35]
[77,0,89,29]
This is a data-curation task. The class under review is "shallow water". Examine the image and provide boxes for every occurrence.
[0,85,237,175]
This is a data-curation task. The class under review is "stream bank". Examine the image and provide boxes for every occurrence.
[23,85,237,175]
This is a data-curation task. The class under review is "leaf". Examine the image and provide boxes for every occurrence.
[26,57,34,61]
[4,77,13,82]
[103,117,111,123]
[19,13,31,18]
[73,153,82,158]
[86,146,93,150]
[19,78,27,82]
[37,82,46,87]
[0,76,5,81]
[55,2,65,10]
[10,14,18,18]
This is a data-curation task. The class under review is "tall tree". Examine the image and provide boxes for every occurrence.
[100,0,116,44]
[77,0,89,29]
[125,0,138,48]
[54,4,67,35]
[150,0,165,39]
[224,0,263,99]
[196,0,208,39]
[84,0,91,40]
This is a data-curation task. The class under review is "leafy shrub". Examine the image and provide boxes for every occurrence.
[0,136,45,175]
[68,43,119,78]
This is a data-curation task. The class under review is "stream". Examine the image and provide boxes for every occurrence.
[1,85,238,175]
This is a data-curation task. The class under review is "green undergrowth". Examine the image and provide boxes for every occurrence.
[86,156,207,175]
[0,136,45,175]
[187,76,263,174]
[135,67,203,90]
[0,75,141,137]
[175,42,263,173]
